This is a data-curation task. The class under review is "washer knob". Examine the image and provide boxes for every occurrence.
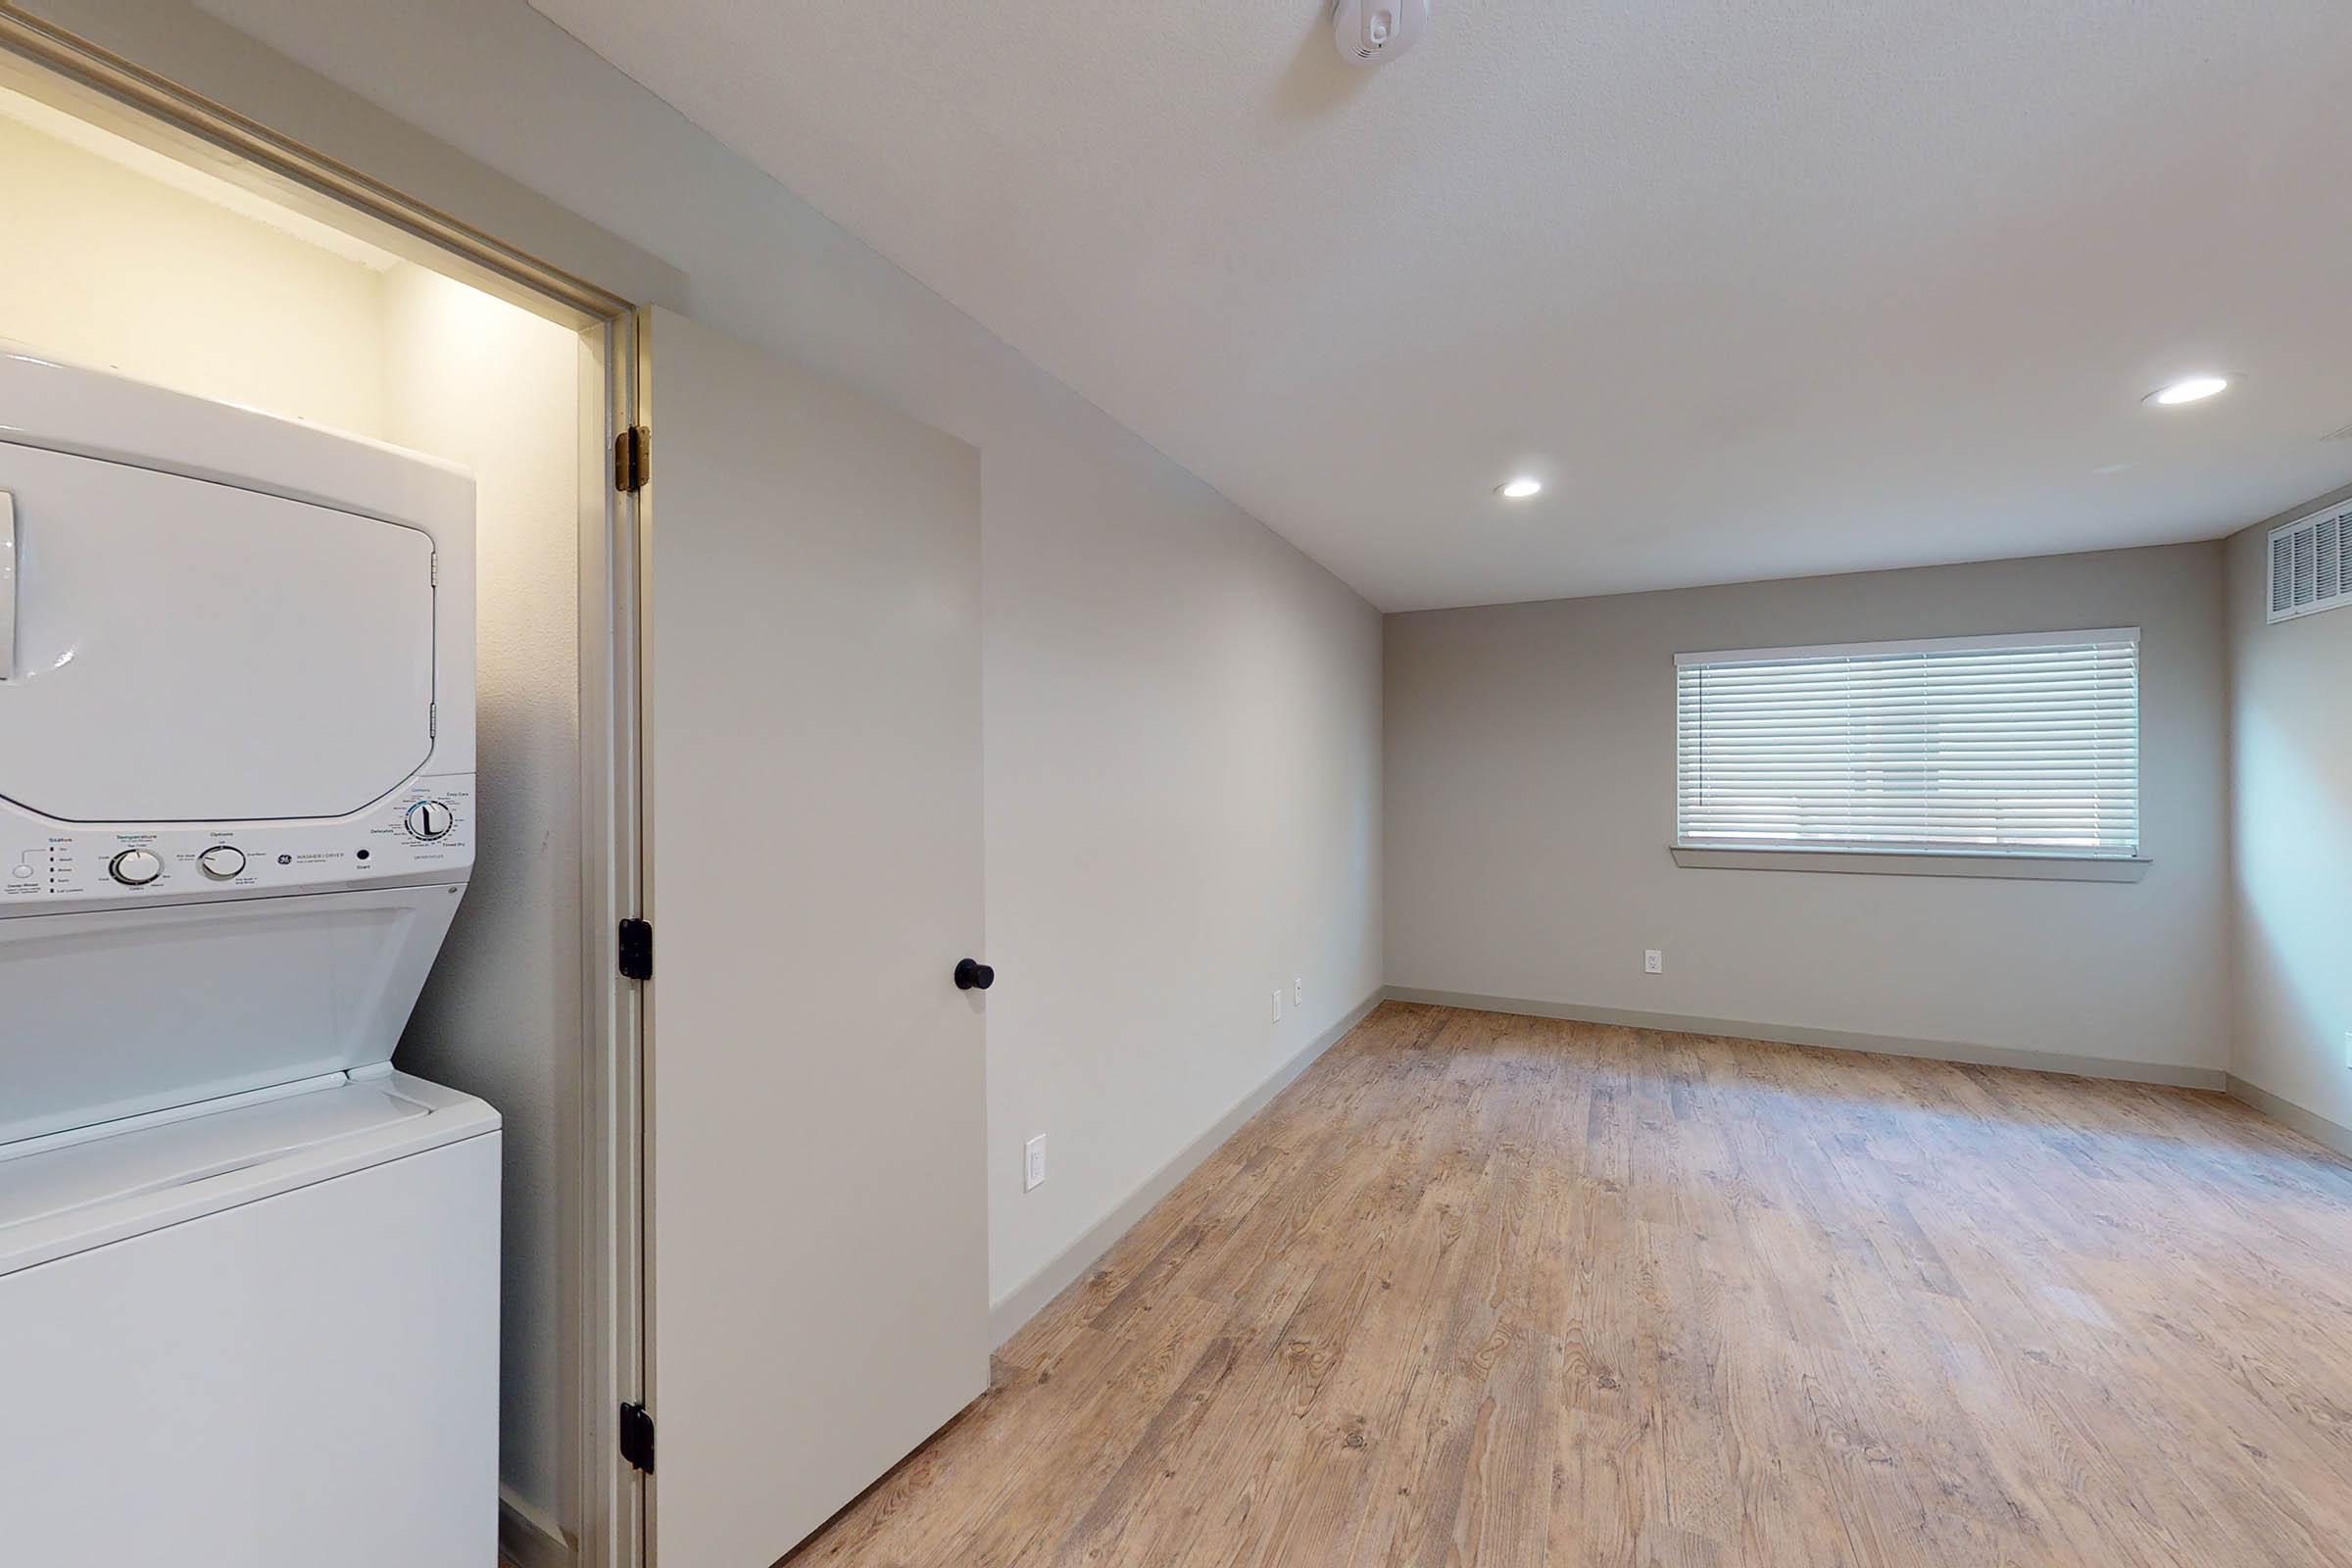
[198,845,247,880]
[110,848,164,886]
[405,800,455,841]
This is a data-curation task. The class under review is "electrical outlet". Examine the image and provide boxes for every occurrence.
[1024,1134,1047,1192]
[1294,976,1304,1006]
[1643,949,1664,975]
[1272,988,1284,1023]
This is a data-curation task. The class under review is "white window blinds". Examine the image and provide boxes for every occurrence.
[1675,629,2141,858]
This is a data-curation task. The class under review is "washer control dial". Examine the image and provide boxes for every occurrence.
[198,845,247,880]
[110,849,164,886]
[405,800,455,841]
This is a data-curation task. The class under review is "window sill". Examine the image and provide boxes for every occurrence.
[1667,844,2152,882]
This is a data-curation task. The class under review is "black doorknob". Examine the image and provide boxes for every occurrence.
[955,958,996,992]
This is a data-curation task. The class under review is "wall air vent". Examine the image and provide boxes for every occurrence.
[2269,498,2352,623]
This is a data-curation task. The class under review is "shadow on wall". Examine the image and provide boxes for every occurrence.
[1269,10,1379,122]
[2232,700,2352,1108]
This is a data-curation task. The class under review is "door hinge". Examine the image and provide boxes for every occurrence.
[614,425,650,493]
[618,917,654,982]
[619,1401,656,1474]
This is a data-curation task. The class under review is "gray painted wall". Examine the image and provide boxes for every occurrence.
[1385,543,2230,1075]
[2226,483,2352,1136]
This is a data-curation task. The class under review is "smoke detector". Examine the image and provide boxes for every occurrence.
[1334,0,1429,66]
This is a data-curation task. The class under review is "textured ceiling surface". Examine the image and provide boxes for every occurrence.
[528,0,2352,609]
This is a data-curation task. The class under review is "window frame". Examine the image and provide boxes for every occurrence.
[1670,627,2150,881]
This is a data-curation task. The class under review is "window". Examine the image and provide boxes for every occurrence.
[1675,629,2140,860]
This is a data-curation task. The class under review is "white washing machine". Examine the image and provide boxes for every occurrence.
[0,347,499,1565]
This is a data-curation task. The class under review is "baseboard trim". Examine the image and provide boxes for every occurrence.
[2228,1075,2352,1158]
[988,986,1385,1347]
[499,1488,574,1568]
[1383,987,2230,1091]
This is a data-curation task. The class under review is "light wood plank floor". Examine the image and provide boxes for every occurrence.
[786,1002,2352,1567]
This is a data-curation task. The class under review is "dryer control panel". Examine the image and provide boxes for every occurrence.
[0,772,473,913]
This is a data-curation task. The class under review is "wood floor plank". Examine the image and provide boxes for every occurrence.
[782,1003,2352,1568]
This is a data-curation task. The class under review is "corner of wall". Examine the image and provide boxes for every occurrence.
[2216,481,2352,1143]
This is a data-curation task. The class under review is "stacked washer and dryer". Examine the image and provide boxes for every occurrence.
[0,347,499,1564]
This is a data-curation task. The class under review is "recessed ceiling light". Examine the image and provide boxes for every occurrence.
[2146,374,2230,407]
[1497,475,1543,499]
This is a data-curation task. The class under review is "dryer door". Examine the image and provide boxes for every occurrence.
[0,443,436,823]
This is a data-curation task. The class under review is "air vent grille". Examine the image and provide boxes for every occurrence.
[2270,499,2352,622]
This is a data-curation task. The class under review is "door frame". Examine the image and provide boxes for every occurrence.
[0,13,652,1568]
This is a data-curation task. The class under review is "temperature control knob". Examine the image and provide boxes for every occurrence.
[198,845,247,880]
[405,800,455,841]
[110,848,164,886]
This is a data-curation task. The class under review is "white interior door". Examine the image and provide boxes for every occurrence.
[636,307,987,1568]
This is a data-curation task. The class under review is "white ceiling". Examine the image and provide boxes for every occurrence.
[529,0,2352,611]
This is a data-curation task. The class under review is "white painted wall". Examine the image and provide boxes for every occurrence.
[0,110,388,433]
[1386,544,2230,1077]
[377,265,585,1532]
[155,0,1387,1319]
[2225,484,2352,1136]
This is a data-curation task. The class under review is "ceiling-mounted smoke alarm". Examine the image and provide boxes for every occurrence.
[1334,0,1429,66]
